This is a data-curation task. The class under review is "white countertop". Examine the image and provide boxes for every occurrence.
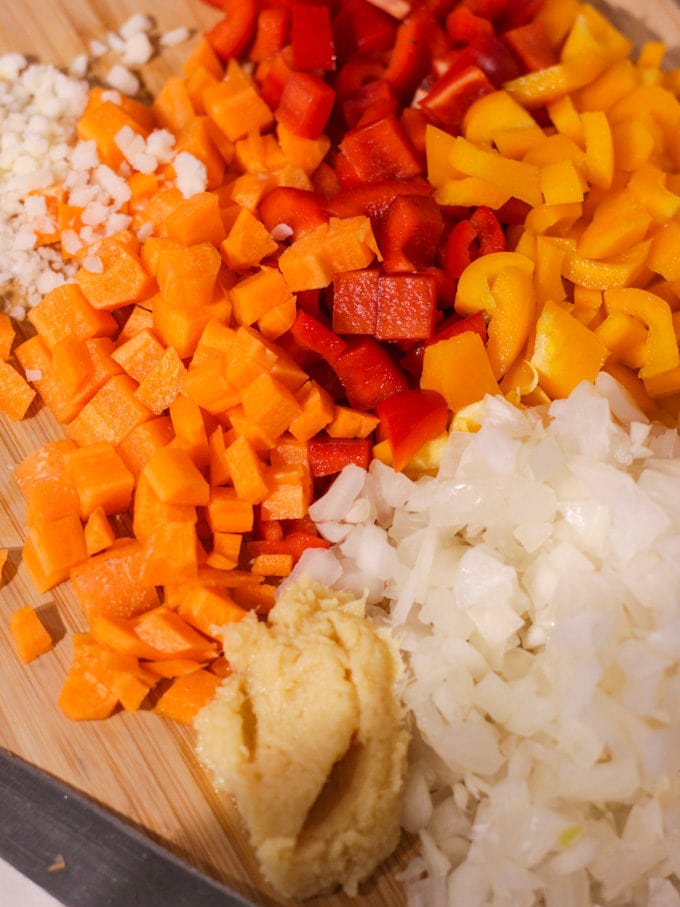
[0,859,62,907]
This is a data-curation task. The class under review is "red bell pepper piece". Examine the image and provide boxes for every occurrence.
[296,289,322,319]
[249,7,290,63]
[419,64,495,133]
[400,107,429,157]
[333,337,409,410]
[342,79,398,129]
[460,0,511,20]
[324,177,432,226]
[275,71,336,139]
[442,206,506,279]
[502,21,558,72]
[307,437,372,477]
[383,11,433,103]
[337,113,423,184]
[289,310,348,365]
[335,57,386,101]
[375,272,438,341]
[376,388,448,471]
[205,0,259,61]
[332,268,380,335]
[258,187,329,240]
[497,0,546,30]
[377,194,445,273]
[444,33,521,88]
[446,6,494,43]
[332,0,397,63]
[257,50,295,110]
[291,3,336,71]
[247,532,330,561]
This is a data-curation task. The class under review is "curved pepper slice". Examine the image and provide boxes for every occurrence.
[603,288,680,379]
[455,251,535,379]
[376,388,448,472]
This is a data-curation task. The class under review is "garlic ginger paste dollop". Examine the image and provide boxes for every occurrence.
[194,579,410,899]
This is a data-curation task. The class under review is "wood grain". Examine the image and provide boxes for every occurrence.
[0,1,678,905]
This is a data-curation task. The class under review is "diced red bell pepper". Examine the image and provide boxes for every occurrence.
[247,532,330,561]
[446,6,494,43]
[375,272,438,341]
[497,0,546,30]
[377,194,445,273]
[335,57,386,101]
[258,187,329,240]
[400,107,429,157]
[442,206,506,279]
[332,268,380,335]
[400,311,488,376]
[337,113,423,184]
[291,3,336,71]
[307,436,373,477]
[460,0,511,21]
[502,21,558,72]
[444,33,521,88]
[332,0,397,63]
[275,71,336,139]
[296,289,322,318]
[419,64,495,133]
[206,0,259,61]
[324,177,432,227]
[289,310,348,365]
[376,388,449,471]
[383,11,433,102]
[333,337,409,410]
[257,50,295,110]
[342,79,398,129]
[249,7,290,63]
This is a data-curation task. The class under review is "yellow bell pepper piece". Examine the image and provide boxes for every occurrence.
[434,176,510,210]
[540,159,585,205]
[449,137,541,207]
[463,91,544,154]
[647,221,680,281]
[535,0,580,47]
[562,240,650,290]
[628,164,680,222]
[610,118,655,172]
[581,111,614,189]
[572,286,603,326]
[637,41,666,71]
[531,300,609,399]
[605,362,658,415]
[456,251,535,316]
[560,5,632,65]
[505,54,608,109]
[500,358,539,405]
[425,125,457,189]
[642,366,680,399]
[576,59,639,112]
[603,287,680,378]
[594,312,646,369]
[524,203,582,236]
[523,133,587,171]
[533,236,568,305]
[420,332,499,413]
[546,95,584,144]
[577,189,651,259]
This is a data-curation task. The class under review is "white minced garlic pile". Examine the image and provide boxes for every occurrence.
[289,374,680,907]
[0,14,193,318]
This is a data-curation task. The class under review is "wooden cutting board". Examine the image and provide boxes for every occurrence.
[0,1,678,905]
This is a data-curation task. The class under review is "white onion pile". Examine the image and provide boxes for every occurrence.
[288,375,680,907]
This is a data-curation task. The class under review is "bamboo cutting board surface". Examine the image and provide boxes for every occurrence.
[0,1,679,906]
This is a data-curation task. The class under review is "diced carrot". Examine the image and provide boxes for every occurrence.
[116,416,175,479]
[153,669,221,725]
[135,345,187,415]
[169,394,210,468]
[207,655,232,677]
[176,120,227,189]
[231,581,276,613]
[211,532,243,568]
[203,59,274,142]
[132,469,197,544]
[208,425,231,485]
[77,100,149,169]
[221,207,278,270]
[111,327,166,384]
[182,35,224,81]
[70,540,160,620]
[166,191,227,246]
[0,312,15,360]
[206,487,254,533]
[67,375,152,447]
[251,552,294,577]
[132,606,218,661]
[177,583,247,637]
[326,404,380,439]
[63,442,135,519]
[144,658,204,679]
[224,435,270,504]
[117,304,155,344]
[288,379,334,441]
[84,506,116,556]
[76,233,156,311]
[260,465,311,520]
[27,283,117,350]
[242,372,302,437]
[143,445,210,506]
[58,663,119,720]
[139,520,200,586]
[152,76,195,134]
[0,360,36,420]
[24,512,88,592]
[9,606,54,664]
[13,439,77,495]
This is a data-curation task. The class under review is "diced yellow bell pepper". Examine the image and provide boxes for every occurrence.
[434,176,510,209]
[572,286,603,326]
[628,164,680,222]
[581,110,614,189]
[546,95,584,144]
[500,358,539,405]
[637,41,666,71]
[420,332,500,413]
[576,189,651,259]
[425,124,458,189]
[647,221,680,281]
[505,54,607,109]
[604,287,680,378]
[575,59,639,112]
[533,236,568,305]
[463,91,544,153]
[540,159,585,205]
[524,203,582,236]
[456,251,535,315]
[531,300,609,399]
[449,137,541,207]
[610,118,655,172]
[523,133,587,172]
[562,240,650,290]
[594,312,646,369]
[560,5,633,65]
[535,0,581,48]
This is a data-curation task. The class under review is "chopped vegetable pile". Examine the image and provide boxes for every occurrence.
[0,0,680,759]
